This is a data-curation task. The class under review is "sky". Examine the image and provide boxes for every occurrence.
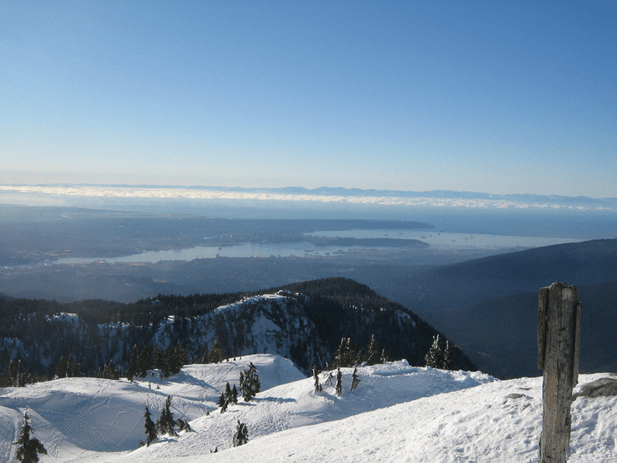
[1,1,616,197]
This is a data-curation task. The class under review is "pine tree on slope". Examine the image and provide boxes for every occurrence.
[350,366,361,391]
[380,348,392,364]
[248,363,261,394]
[13,411,47,463]
[335,368,343,396]
[364,334,381,366]
[240,363,261,402]
[156,396,176,436]
[233,421,249,447]
[144,407,157,446]
[312,366,322,393]
[231,384,238,404]
[443,340,456,370]
[424,335,444,369]
[217,392,228,413]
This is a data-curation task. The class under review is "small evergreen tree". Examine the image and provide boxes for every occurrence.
[104,360,121,380]
[443,340,456,370]
[144,406,157,446]
[335,367,343,396]
[175,418,191,432]
[232,420,249,447]
[13,411,47,463]
[156,396,176,436]
[333,337,360,368]
[217,392,228,413]
[364,334,380,366]
[231,384,238,404]
[248,363,260,394]
[161,344,187,377]
[218,382,234,413]
[68,354,82,378]
[424,335,444,369]
[380,348,392,364]
[350,366,361,391]
[312,366,322,393]
[54,356,67,379]
[240,363,261,402]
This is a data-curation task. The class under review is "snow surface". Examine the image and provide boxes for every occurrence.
[1,354,615,462]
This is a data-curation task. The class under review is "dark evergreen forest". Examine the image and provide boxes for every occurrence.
[0,278,475,383]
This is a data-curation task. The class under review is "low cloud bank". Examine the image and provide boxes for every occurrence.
[1,184,615,212]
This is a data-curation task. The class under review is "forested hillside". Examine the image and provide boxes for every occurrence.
[0,278,475,383]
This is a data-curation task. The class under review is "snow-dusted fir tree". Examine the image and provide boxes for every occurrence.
[233,421,249,447]
[144,407,157,446]
[312,366,322,392]
[218,382,233,413]
[351,366,361,391]
[217,392,228,413]
[364,334,381,365]
[380,348,392,364]
[241,363,261,402]
[156,396,176,436]
[335,367,343,396]
[443,340,456,370]
[333,337,360,368]
[231,384,238,404]
[424,335,444,369]
[13,411,47,463]
[248,363,261,394]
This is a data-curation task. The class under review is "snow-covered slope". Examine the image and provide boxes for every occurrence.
[0,354,303,462]
[1,354,616,462]
[171,373,617,463]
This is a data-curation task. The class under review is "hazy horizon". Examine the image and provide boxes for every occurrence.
[2,1,616,198]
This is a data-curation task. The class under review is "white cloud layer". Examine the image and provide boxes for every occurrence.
[0,185,614,212]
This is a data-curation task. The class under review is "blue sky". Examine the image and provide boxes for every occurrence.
[1,1,616,197]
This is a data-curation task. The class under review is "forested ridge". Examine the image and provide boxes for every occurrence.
[0,278,475,382]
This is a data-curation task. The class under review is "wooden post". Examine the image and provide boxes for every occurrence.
[538,282,581,463]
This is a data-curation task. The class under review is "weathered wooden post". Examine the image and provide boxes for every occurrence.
[537,282,581,463]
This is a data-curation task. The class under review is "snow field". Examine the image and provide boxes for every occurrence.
[1,355,615,462]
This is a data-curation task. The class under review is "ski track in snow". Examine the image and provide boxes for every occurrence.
[0,354,615,462]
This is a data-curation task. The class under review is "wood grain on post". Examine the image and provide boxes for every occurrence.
[538,282,581,463]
